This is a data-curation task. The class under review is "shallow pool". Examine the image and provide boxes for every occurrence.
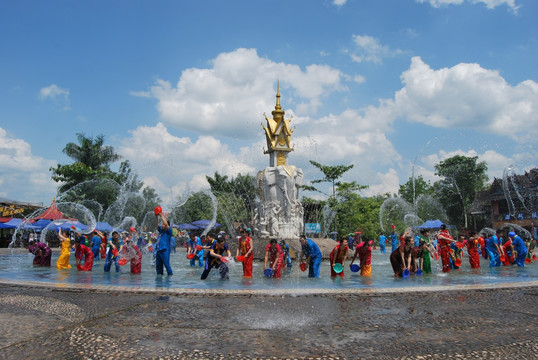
[1,250,537,291]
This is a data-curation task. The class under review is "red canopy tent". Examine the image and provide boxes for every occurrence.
[32,198,74,221]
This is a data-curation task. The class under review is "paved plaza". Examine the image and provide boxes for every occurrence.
[0,279,537,360]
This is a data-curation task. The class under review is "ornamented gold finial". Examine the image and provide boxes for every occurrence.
[262,84,294,166]
[275,81,281,111]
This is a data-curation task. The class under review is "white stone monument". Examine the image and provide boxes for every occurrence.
[254,84,304,239]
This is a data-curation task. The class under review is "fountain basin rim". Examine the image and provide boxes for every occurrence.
[1,277,536,297]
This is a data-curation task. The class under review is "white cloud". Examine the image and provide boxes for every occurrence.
[0,127,57,203]
[394,57,538,142]
[419,148,522,182]
[416,0,519,12]
[350,35,403,64]
[363,169,401,196]
[140,48,346,138]
[333,0,348,5]
[118,122,257,207]
[126,53,536,202]
[353,75,366,84]
[39,84,71,110]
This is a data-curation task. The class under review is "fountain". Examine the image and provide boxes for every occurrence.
[1,90,537,294]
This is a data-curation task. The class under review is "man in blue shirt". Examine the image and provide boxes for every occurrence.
[155,212,173,275]
[390,231,399,253]
[90,231,102,261]
[508,231,528,267]
[378,233,386,253]
[486,230,504,267]
[299,235,322,278]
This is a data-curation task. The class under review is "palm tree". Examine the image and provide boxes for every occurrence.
[51,133,122,193]
[63,133,121,170]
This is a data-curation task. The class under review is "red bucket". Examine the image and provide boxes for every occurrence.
[236,255,245,262]
[196,245,202,251]
[187,253,194,259]
[533,254,537,261]
[525,258,532,263]
[118,258,128,266]
[454,258,462,267]
[299,262,307,272]
[154,206,162,215]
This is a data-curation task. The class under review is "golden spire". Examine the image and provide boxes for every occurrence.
[272,81,284,118]
[275,81,281,110]
[262,83,294,166]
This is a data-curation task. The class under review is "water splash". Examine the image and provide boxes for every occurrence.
[9,202,97,250]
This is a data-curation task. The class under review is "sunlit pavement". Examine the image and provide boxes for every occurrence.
[0,279,537,359]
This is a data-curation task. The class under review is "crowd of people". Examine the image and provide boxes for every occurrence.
[25,212,537,281]
[381,224,537,278]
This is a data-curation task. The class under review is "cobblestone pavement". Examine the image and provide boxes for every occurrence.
[0,282,537,360]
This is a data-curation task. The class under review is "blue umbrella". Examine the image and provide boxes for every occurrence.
[95,221,113,232]
[178,223,200,230]
[191,219,221,228]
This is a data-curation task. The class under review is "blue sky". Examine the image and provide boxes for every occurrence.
[0,0,536,208]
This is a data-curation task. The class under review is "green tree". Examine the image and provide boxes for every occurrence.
[52,134,161,225]
[336,194,386,240]
[50,133,122,192]
[206,171,258,225]
[398,175,433,206]
[171,192,213,224]
[304,161,355,197]
[206,172,232,193]
[303,161,366,234]
[433,155,489,228]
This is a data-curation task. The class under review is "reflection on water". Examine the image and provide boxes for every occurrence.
[1,251,537,290]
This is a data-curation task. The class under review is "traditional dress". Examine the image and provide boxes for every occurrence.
[265,243,284,278]
[130,244,142,274]
[437,230,453,273]
[29,241,52,267]
[75,244,94,271]
[330,243,348,277]
[238,236,253,278]
[420,236,432,274]
[389,244,413,277]
[467,237,481,268]
[356,240,373,277]
[56,238,72,269]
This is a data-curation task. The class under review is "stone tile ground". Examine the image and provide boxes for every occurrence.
[0,283,536,359]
